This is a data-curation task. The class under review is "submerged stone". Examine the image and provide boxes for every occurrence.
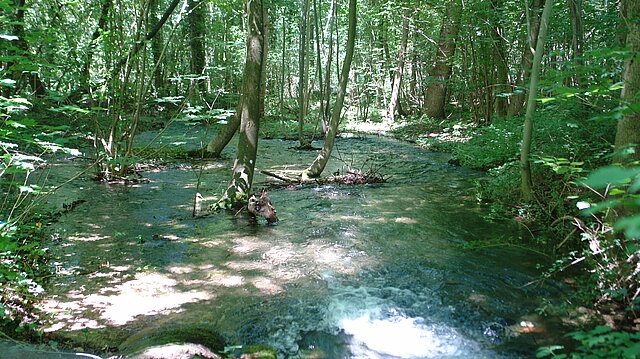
[119,325,225,358]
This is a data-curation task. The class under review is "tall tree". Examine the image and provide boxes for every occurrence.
[222,0,268,201]
[567,0,584,86]
[149,0,165,95]
[81,0,112,95]
[614,0,640,163]
[520,0,554,201]
[297,0,311,147]
[509,0,545,116]
[188,0,208,95]
[111,0,181,78]
[7,0,46,97]
[303,0,356,179]
[489,0,509,118]
[423,0,462,119]
[386,9,410,122]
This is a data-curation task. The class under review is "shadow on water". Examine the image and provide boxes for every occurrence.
[36,125,566,358]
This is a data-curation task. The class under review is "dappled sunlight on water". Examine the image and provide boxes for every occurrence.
[38,131,565,358]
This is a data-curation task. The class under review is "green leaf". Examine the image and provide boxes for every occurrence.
[623,341,640,357]
[584,166,640,188]
[52,105,90,113]
[609,188,626,196]
[0,34,19,41]
[615,215,640,239]
[0,78,16,87]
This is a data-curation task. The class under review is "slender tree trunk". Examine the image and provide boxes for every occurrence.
[205,116,240,156]
[81,0,112,95]
[567,0,583,86]
[298,0,311,146]
[490,0,509,119]
[303,0,356,179]
[7,0,46,97]
[188,0,208,95]
[520,0,554,201]
[149,0,165,95]
[112,0,181,78]
[223,0,268,201]
[322,0,337,132]
[386,10,410,122]
[423,0,462,119]
[509,0,545,116]
[279,14,288,124]
[614,0,640,164]
[313,0,326,132]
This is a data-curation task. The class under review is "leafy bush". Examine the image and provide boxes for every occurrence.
[537,326,640,359]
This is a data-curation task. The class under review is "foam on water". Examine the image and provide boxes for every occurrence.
[340,310,462,358]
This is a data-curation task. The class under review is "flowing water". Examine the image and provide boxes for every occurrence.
[36,124,565,358]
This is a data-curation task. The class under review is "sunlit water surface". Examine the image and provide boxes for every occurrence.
[38,126,565,358]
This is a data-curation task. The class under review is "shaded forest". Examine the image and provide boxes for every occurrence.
[1,0,639,357]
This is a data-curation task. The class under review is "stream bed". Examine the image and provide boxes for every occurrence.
[36,124,565,358]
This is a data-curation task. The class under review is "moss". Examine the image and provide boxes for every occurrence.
[118,325,225,355]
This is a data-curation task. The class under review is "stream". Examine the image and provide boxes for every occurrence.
[32,124,564,358]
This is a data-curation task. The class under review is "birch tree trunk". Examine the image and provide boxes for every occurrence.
[303,0,356,179]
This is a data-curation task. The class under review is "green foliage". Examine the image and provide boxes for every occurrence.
[537,326,640,359]
[214,191,248,210]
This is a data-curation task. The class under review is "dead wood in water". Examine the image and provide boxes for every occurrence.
[260,168,387,187]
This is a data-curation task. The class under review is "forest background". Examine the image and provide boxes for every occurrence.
[0,0,639,357]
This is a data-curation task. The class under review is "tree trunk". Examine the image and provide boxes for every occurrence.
[313,0,326,132]
[298,0,311,146]
[386,10,410,122]
[188,0,208,95]
[520,0,554,201]
[7,0,46,97]
[509,0,545,116]
[423,0,462,119]
[223,0,268,201]
[149,0,165,95]
[303,0,356,179]
[279,13,288,124]
[614,0,640,164]
[490,0,509,119]
[112,0,181,78]
[567,0,583,86]
[322,0,337,133]
[81,0,112,95]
